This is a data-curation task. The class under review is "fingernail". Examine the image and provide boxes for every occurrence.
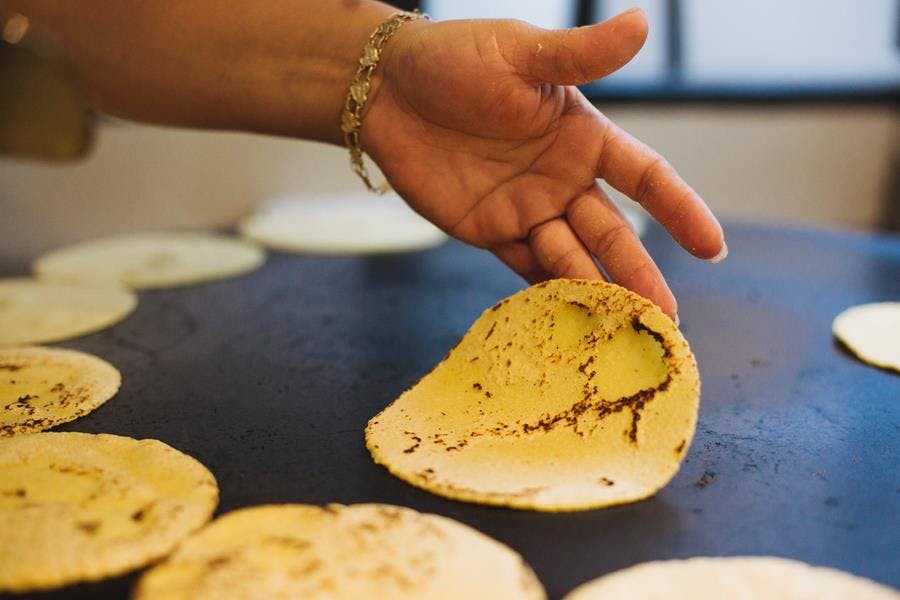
[709,242,728,264]
[674,314,680,327]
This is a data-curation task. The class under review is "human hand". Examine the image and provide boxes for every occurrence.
[361,8,725,319]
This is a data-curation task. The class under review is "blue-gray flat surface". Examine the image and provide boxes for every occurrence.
[3,222,898,599]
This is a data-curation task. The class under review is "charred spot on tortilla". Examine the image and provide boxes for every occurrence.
[0,347,120,437]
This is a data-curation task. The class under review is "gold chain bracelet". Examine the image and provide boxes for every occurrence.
[340,10,425,193]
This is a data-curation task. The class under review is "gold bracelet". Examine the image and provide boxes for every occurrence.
[341,10,425,193]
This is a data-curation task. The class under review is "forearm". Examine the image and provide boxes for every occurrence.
[2,0,397,144]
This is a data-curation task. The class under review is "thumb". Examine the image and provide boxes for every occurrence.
[521,8,648,86]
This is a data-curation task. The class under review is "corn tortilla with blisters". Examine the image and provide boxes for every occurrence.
[366,279,700,511]
[134,503,546,599]
[0,346,120,436]
[34,231,265,290]
[238,195,446,255]
[0,278,136,346]
[0,432,218,592]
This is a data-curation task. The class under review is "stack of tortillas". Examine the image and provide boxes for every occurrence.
[0,432,218,592]
[239,194,445,254]
[0,346,120,436]
[134,503,544,599]
[367,279,699,511]
[563,557,898,599]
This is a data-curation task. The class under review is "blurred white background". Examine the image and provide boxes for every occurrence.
[428,0,900,85]
[0,0,897,267]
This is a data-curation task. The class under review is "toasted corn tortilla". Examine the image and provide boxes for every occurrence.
[238,194,445,254]
[0,432,218,592]
[563,557,898,599]
[34,231,265,289]
[0,346,120,436]
[134,503,545,600]
[0,278,136,345]
[366,279,700,511]
[832,302,900,372]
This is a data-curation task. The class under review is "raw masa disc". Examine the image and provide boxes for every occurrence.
[1,346,120,436]
[832,302,900,372]
[134,503,545,599]
[0,432,218,592]
[238,194,446,255]
[34,231,265,289]
[366,279,700,511]
[562,556,898,599]
[0,278,136,345]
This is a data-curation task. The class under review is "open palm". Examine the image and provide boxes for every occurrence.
[362,9,725,319]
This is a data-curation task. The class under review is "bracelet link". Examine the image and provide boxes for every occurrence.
[341,10,426,193]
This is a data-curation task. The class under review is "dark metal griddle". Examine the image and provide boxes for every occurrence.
[4,222,899,599]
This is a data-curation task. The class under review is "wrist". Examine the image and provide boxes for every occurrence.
[339,10,430,190]
[244,2,397,145]
[358,15,431,147]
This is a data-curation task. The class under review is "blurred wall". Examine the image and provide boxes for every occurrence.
[605,104,897,228]
[0,104,896,269]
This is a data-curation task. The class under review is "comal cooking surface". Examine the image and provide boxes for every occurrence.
[4,222,899,599]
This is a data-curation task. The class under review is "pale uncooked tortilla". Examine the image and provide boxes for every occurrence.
[238,194,445,254]
[563,556,898,599]
[0,278,137,345]
[0,346,120,436]
[366,279,700,511]
[134,503,545,599]
[34,231,265,289]
[832,302,900,372]
[0,432,218,592]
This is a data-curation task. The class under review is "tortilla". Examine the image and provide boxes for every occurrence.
[238,194,445,254]
[562,557,898,599]
[832,302,900,372]
[134,503,545,599]
[366,279,700,511]
[0,432,218,592]
[1,346,120,436]
[0,278,137,346]
[33,231,265,289]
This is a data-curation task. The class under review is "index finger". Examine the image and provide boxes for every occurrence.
[595,119,726,261]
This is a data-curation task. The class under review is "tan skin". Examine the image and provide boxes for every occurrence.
[3,1,725,319]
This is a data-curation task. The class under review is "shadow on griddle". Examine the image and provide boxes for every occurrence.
[832,337,899,376]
